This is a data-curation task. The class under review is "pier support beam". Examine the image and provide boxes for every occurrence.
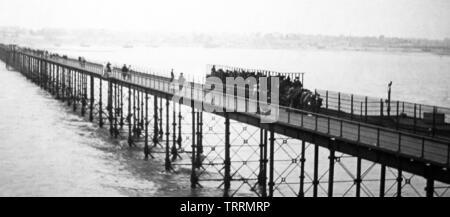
[356,157,362,197]
[298,140,306,197]
[153,95,159,147]
[73,71,77,112]
[99,79,104,127]
[268,125,275,197]
[196,111,204,168]
[89,75,94,122]
[56,66,60,99]
[190,97,198,188]
[258,128,268,197]
[165,97,172,171]
[133,89,137,138]
[426,178,434,198]
[380,164,386,197]
[171,101,178,161]
[140,92,144,134]
[114,83,119,138]
[144,92,150,160]
[67,70,72,106]
[61,68,66,102]
[159,98,163,140]
[397,169,403,197]
[328,139,336,197]
[108,80,113,136]
[313,143,319,197]
[177,103,182,149]
[120,86,124,129]
[128,85,132,145]
[224,113,231,197]
[81,73,86,117]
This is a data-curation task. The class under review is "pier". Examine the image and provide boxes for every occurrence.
[1,44,449,197]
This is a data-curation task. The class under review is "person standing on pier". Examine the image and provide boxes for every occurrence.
[128,65,132,81]
[178,73,186,91]
[104,62,112,78]
[170,69,175,92]
[121,64,128,80]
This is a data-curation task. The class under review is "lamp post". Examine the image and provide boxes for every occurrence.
[387,81,392,117]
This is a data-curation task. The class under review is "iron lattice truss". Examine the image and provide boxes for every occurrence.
[2,47,450,197]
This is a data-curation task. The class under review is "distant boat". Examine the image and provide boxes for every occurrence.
[80,43,90,48]
[123,44,134,48]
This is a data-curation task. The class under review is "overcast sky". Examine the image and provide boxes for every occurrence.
[0,0,449,39]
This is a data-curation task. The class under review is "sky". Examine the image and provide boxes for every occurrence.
[0,0,449,39]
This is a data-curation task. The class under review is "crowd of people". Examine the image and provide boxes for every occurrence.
[209,65,323,111]
[19,47,90,69]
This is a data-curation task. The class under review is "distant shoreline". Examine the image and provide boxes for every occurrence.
[23,42,450,58]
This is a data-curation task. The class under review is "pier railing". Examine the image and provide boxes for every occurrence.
[316,89,450,121]
[12,48,450,169]
[106,63,450,168]
[316,89,450,138]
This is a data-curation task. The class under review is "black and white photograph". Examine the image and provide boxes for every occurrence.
[0,0,449,205]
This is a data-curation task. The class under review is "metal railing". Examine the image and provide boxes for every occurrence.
[107,65,450,168]
[316,89,450,139]
[316,89,450,122]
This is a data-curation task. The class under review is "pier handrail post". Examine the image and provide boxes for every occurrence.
[432,106,437,137]
[387,82,392,117]
[365,96,368,122]
[380,99,384,125]
[360,102,363,121]
[338,92,341,116]
[351,94,354,120]
[396,101,400,130]
[413,103,417,133]
[89,75,94,122]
